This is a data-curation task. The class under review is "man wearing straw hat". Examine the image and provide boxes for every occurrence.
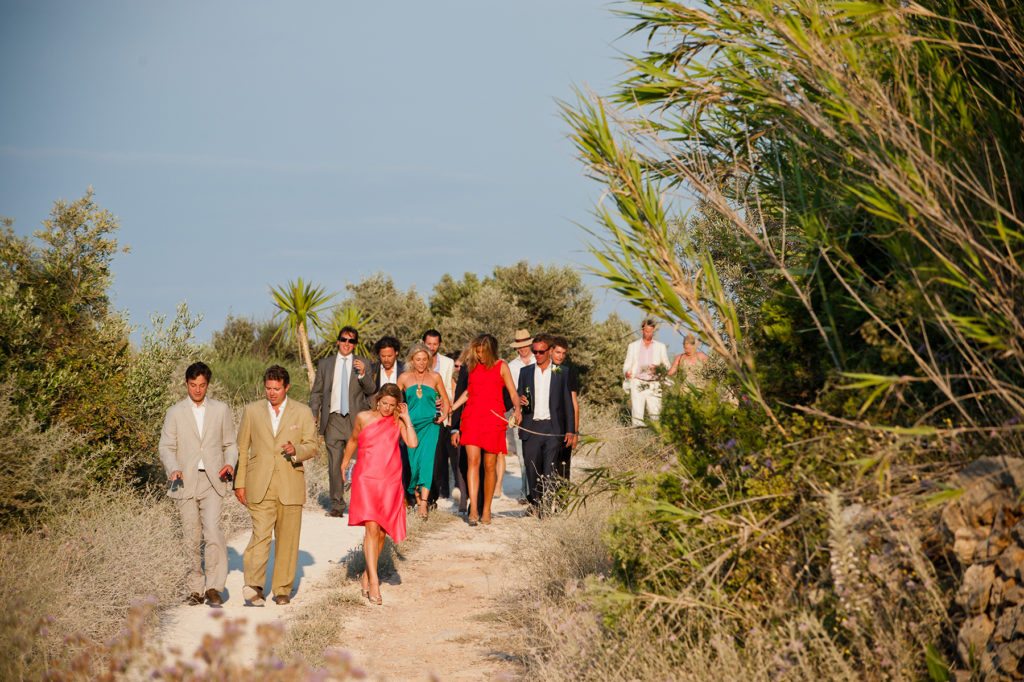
[504,328,535,502]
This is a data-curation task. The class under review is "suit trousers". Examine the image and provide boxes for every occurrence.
[428,426,467,506]
[556,444,572,482]
[243,470,303,598]
[176,473,227,594]
[325,412,349,513]
[522,420,562,507]
[629,380,662,426]
[506,420,530,497]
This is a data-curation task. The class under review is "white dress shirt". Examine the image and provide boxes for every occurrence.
[330,353,349,414]
[269,397,288,436]
[191,399,206,469]
[533,364,553,421]
[508,354,535,386]
[379,364,398,387]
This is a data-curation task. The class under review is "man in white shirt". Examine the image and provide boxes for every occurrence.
[309,326,376,517]
[158,362,238,606]
[516,335,575,514]
[505,328,535,502]
[371,336,404,388]
[622,319,670,426]
[423,329,463,507]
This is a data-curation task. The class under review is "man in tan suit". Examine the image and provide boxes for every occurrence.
[234,365,317,606]
[159,362,238,606]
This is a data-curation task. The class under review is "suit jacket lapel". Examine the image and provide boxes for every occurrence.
[184,400,202,442]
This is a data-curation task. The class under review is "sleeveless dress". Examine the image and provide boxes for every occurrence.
[405,383,440,494]
[460,360,509,454]
[348,416,407,542]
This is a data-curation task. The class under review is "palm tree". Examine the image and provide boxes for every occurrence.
[269,279,335,386]
[324,304,381,359]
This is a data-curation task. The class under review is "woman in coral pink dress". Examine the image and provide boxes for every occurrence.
[450,334,521,526]
[341,383,418,605]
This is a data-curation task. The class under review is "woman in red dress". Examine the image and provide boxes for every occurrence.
[450,334,521,526]
[341,383,418,605]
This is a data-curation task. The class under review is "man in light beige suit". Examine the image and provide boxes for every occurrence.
[159,362,238,606]
[234,365,317,606]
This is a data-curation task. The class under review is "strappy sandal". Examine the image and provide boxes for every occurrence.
[367,585,383,605]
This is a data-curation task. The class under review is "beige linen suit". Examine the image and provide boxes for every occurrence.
[234,398,317,598]
[158,398,238,595]
[623,339,670,426]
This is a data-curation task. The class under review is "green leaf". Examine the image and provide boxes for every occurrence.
[925,643,951,681]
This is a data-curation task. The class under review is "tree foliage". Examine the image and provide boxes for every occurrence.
[340,273,432,352]
[0,191,200,490]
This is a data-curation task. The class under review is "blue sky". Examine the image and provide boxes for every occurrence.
[1,1,660,344]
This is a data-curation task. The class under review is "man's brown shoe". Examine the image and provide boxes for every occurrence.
[185,592,204,606]
[273,594,291,605]
[205,589,224,606]
[242,585,265,606]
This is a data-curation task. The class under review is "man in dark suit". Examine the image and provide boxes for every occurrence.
[370,335,412,503]
[516,334,576,514]
[309,326,376,517]
[550,335,580,482]
[370,336,404,388]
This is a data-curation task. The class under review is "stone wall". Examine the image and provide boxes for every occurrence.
[942,456,1024,679]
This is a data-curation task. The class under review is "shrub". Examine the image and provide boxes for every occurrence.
[0,485,186,679]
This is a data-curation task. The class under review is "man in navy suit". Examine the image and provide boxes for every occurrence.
[516,334,576,514]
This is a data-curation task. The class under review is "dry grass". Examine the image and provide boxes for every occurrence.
[502,402,953,680]
[0,485,186,679]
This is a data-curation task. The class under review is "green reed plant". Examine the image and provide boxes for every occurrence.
[568,0,1024,434]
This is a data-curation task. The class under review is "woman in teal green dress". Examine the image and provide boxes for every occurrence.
[398,343,452,520]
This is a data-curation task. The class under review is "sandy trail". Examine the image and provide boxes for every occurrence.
[159,506,367,665]
[158,457,529,679]
[337,493,525,680]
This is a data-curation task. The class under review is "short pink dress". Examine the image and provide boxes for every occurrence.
[348,416,407,542]
[459,360,509,454]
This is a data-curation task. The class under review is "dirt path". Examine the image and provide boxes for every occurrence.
[159,508,367,665]
[336,494,525,680]
[158,459,529,679]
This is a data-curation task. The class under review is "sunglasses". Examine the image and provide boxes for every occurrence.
[532,347,549,354]
[339,337,357,344]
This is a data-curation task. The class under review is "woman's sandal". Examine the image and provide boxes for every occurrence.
[367,586,383,605]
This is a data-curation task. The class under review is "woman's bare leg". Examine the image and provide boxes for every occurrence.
[465,445,482,520]
[494,454,506,498]
[482,452,498,522]
[364,521,382,600]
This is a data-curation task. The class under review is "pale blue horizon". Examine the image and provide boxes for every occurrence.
[0,1,686,349]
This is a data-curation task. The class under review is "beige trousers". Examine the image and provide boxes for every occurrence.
[629,379,662,426]
[176,473,227,594]
[242,471,303,598]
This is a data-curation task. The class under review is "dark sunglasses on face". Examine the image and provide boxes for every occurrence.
[532,347,549,355]
[339,337,356,344]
